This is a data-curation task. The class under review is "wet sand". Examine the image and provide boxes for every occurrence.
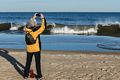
[0,49,120,80]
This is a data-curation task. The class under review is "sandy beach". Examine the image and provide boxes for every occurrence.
[0,49,120,80]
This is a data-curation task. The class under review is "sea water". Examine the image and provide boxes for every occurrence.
[0,12,120,52]
[0,33,120,52]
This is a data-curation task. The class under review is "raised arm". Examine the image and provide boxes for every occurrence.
[34,19,45,34]
[31,14,45,38]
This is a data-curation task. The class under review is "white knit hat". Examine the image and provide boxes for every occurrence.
[26,18,37,29]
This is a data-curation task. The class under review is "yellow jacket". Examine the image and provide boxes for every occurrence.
[25,18,45,53]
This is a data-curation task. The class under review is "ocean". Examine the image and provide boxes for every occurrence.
[0,12,120,52]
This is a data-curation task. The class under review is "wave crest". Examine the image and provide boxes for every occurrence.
[51,26,97,34]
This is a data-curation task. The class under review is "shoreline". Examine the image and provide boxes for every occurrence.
[2,48,120,55]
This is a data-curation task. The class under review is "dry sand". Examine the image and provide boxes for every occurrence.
[0,49,120,80]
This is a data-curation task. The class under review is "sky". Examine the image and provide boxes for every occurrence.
[0,0,119,12]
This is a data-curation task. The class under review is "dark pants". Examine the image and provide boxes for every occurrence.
[24,51,42,78]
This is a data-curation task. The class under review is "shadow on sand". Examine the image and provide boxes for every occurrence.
[0,48,24,77]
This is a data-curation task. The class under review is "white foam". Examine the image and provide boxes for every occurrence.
[10,26,18,30]
[51,26,97,34]
[9,23,20,31]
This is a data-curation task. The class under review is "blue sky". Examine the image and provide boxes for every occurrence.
[0,0,119,12]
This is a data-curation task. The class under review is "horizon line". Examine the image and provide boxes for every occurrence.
[0,11,120,13]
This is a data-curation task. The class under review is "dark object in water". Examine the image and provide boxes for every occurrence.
[0,23,11,31]
[97,43,120,50]
[18,26,24,30]
[97,24,120,37]
[42,24,54,34]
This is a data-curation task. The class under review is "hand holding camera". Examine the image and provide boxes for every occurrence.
[35,13,44,18]
[32,13,44,19]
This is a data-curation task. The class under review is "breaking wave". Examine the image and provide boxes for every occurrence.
[0,22,98,35]
[50,26,97,34]
[0,22,120,36]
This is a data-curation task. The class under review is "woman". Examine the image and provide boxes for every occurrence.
[24,13,45,80]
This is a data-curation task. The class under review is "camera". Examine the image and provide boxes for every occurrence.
[36,13,41,17]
